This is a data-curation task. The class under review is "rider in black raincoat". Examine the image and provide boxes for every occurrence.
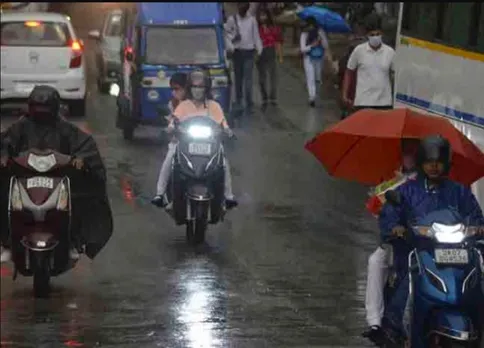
[0,85,113,261]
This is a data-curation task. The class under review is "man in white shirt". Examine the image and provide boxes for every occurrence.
[342,19,395,112]
[225,2,263,114]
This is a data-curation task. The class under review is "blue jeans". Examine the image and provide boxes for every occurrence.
[233,49,255,110]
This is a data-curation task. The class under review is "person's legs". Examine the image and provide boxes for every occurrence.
[314,58,323,85]
[366,246,390,327]
[303,56,316,104]
[153,142,177,207]
[267,47,278,103]
[222,153,237,209]
[233,49,244,106]
[257,48,269,104]
[243,50,255,111]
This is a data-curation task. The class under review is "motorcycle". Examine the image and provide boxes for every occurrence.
[381,191,484,348]
[166,115,227,245]
[5,149,84,297]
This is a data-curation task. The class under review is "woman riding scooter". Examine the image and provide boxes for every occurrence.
[152,69,238,210]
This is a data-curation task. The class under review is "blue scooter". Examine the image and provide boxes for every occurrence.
[381,191,483,348]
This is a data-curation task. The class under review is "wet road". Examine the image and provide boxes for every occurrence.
[1,4,379,347]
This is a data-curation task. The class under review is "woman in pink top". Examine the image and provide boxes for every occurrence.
[152,70,237,209]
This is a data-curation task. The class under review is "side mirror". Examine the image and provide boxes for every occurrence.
[385,190,402,207]
[88,29,101,40]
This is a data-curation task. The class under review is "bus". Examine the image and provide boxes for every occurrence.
[393,2,484,205]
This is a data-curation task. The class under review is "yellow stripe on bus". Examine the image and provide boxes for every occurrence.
[400,36,484,63]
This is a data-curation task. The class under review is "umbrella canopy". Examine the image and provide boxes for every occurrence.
[297,6,351,34]
[305,108,484,186]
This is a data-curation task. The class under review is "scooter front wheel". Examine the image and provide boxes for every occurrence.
[32,252,51,298]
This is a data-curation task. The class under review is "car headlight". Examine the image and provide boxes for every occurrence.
[431,223,465,243]
[187,125,212,139]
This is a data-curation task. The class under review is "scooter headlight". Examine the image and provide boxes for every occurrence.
[109,83,120,97]
[56,181,69,211]
[10,180,23,211]
[431,223,465,243]
[187,125,212,139]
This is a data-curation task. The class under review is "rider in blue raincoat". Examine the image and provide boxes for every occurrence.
[378,135,484,338]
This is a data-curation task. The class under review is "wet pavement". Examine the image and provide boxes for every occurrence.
[0,3,380,347]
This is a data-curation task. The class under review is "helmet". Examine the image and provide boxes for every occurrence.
[186,69,212,100]
[416,135,452,175]
[28,85,61,124]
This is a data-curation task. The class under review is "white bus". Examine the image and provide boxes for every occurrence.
[393,2,484,206]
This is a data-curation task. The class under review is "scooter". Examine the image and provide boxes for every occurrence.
[381,191,483,348]
[6,149,82,297]
[166,116,228,245]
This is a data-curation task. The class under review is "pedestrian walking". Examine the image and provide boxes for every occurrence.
[342,17,395,112]
[225,2,263,114]
[256,7,283,107]
[299,17,334,107]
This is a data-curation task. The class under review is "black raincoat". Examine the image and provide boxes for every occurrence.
[0,115,113,259]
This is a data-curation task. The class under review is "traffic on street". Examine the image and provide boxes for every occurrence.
[1,2,483,348]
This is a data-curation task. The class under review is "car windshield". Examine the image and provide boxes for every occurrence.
[145,26,219,65]
[0,21,71,47]
[104,13,122,37]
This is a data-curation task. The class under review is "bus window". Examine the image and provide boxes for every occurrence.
[401,3,440,41]
[441,3,474,49]
[476,3,484,53]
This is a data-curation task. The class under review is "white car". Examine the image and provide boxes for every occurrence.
[1,12,87,116]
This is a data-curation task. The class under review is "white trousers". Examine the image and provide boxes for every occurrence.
[365,246,391,327]
[303,56,323,101]
[156,142,234,199]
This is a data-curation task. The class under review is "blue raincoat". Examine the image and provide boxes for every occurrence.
[378,175,484,333]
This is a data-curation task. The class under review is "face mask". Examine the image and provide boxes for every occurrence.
[368,35,382,48]
[191,87,205,101]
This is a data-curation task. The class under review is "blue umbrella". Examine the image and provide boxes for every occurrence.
[297,6,351,34]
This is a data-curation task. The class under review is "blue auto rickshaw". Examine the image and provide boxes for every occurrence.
[116,2,231,140]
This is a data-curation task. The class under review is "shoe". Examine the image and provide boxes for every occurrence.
[0,246,11,263]
[309,100,316,108]
[226,198,238,210]
[151,195,168,208]
[362,325,386,346]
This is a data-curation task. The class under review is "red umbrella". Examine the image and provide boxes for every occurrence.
[305,108,484,185]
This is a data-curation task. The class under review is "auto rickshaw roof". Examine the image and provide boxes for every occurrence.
[136,2,222,26]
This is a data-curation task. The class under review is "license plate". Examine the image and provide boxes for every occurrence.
[188,143,211,156]
[435,249,469,265]
[26,177,54,189]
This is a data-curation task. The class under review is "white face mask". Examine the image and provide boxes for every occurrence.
[368,35,382,48]
[191,87,205,101]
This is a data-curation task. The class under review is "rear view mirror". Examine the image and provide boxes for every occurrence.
[88,29,101,40]
[385,190,402,206]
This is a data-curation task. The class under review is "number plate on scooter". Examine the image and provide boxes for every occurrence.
[435,249,469,265]
[188,143,211,156]
[26,176,54,189]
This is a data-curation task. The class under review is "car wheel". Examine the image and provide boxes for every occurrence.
[68,97,86,117]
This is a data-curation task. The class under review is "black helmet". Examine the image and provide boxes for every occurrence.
[416,135,452,174]
[186,69,212,100]
[28,85,61,123]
